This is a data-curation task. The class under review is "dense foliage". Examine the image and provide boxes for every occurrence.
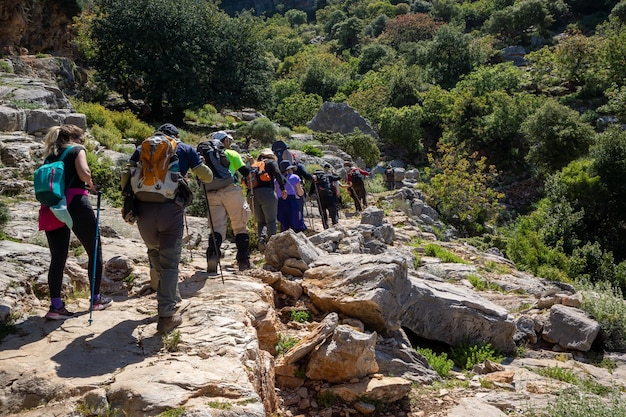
[71,0,626,289]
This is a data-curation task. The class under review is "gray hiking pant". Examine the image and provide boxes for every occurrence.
[251,186,278,240]
[137,201,183,318]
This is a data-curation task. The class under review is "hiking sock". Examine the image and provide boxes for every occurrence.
[51,297,63,310]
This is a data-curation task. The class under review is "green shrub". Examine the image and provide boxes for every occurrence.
[526,390,626,417]
[89,123,123,151]
[365,173,387,194]
[424,243,466,263]
[238,117,277,145]
[302,144,323,157]
[0,200,9,236]
[421,144,504,237]
[578,280,626,351]
[449,342,503,370]
[73,100,110,127]
[290,309,310,323]
[417,347,454,377]
[275,334,299,356]
[87,153,123,206]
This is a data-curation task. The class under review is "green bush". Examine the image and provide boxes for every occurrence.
[302,144,323,157]
[578,280,626,351]
[424,243,466,263]
[90,122,123,150]
[364,173,387,194]
[237,118,278,145]
[87,153,123,206]
[449,342,503,370]
[417,347,454,377]
[0,200,10,238]
[526,389,626,417]
[421,144,504,237]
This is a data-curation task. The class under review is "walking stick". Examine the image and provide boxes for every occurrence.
[202,183,224,284]
[88,190,102,325]
[184,210,193,261]
[312,178,329,230]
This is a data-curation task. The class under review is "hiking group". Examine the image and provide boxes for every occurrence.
[36,123,369,334]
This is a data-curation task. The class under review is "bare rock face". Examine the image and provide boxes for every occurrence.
[0,0,80,56]
[307,102,379,139]
[303,252,517,353]
[306,324,379,383]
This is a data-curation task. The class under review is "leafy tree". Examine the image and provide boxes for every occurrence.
[237,117,278,146]
[521,99,595,177]
[357,43,396,74]
[379,104,425,153]
[84,0,272,120]
[421,144,504,236]
[363,14,389,38]
[300,53,351,100]
[379,13,443,46]
[274,92,323,127]
[421,24,475,89]
[484,0,555,42]
[285,9,307,26]
[332,16,364,53]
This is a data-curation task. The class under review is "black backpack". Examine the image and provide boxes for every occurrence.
[196,139,234,190]
[350,169,365,185]
[314,172,335,198]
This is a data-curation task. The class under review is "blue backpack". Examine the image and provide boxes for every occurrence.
[34,146,76,206]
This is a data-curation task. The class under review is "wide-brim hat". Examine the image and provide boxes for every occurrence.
[259,148,277,159]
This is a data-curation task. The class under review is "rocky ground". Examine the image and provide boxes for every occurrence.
[2,194,625,417]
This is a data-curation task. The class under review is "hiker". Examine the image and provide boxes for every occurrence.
[276,161,306,232]
[125,123,213,333]
[246,149,286,253]
[38,124,112,320]
[202,131,252,272]
[344,161,369,212]
[309,167,341,228]
[385,164,395,190]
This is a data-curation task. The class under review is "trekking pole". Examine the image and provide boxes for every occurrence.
[202,183,224,284]
[88,190,102,325]
[247,173,255,221]
[312,179,328,229]
[303,193,313,229]
[183,210,193,261]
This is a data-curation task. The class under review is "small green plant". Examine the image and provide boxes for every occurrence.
[294,367,306,378]
[207,401,232,410]
[162,330,183,352]
[364,173,388,194]
[534,365,579,384]
[290,309,310,323]
[317,390,338,408]
[75,401,119,417]
[275,333,299,356]
[123,274,136,285]
[157,407,186,417]
[416,347,454,378]
[0,60,13,73]
[9,99,42,109]
[302,144,323,157]
[449,342,503,371]
[482,260,512,274]
[73,246,85,257]
[525,389,626,417]
[423,244,467,263]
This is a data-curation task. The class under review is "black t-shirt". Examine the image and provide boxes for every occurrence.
[47,145,87,190]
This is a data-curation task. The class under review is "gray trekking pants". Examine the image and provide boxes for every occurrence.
[251,186,278,240]
[136,201,183,318]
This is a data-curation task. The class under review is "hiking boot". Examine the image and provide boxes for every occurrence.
[92,296,113,311]
[157,314,182,333]
[238,259,252,271]
[45,304,74,320]
[258,238,266,254]
[207,256,219,274]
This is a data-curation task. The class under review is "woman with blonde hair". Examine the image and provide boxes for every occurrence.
[38,124,112,320]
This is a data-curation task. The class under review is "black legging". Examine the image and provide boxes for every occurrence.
[45,194,103,299]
